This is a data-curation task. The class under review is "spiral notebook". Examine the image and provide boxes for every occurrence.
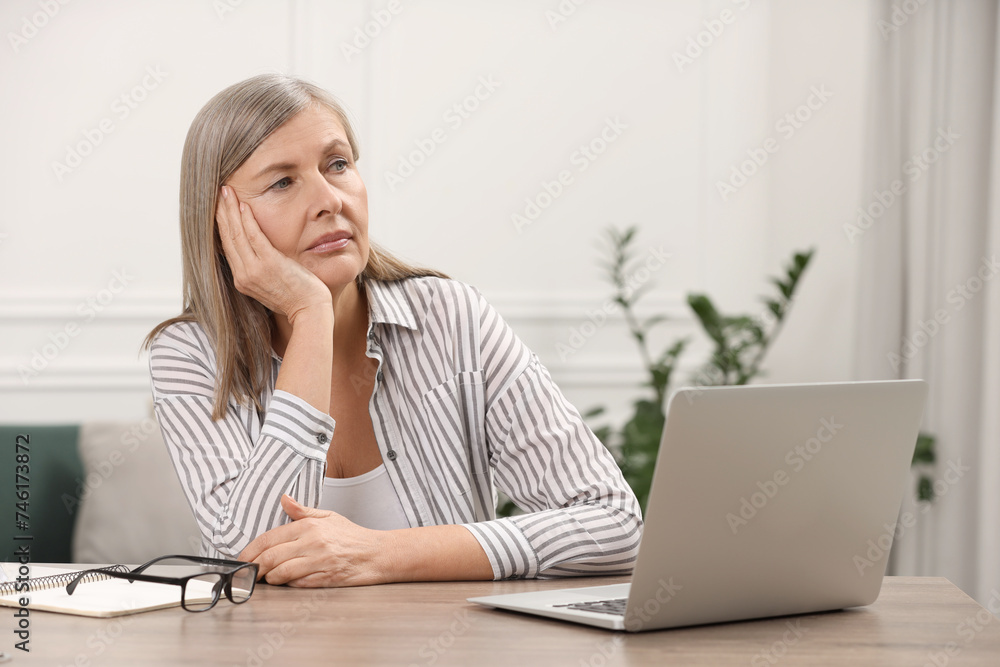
[0,564,215,618]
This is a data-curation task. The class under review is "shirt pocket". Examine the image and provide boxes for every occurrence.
[419,370,488,500]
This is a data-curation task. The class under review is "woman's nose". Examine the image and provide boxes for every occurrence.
[305,170,344,218]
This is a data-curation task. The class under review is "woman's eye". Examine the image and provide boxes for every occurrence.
[271,177,292,190]
[329,159,348,172]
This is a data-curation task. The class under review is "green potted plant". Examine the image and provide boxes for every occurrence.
[496,226,936,516]
[585,226,814,510]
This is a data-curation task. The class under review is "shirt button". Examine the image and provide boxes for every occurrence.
[386,450,397,461]
[317,433,329,444]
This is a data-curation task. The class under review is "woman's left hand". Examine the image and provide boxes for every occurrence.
[238,495,388,587]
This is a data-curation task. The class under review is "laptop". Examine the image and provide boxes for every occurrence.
[468,379,928,632]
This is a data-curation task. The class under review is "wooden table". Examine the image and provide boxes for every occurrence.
[15,576,1000,666]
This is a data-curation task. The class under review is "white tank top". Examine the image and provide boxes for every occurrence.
[318,464,410,530]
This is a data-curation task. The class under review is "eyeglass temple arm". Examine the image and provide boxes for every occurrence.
[65,565,130,596]
[129,554,190,576]
[130,554,250,576]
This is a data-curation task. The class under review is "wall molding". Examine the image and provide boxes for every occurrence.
[0,289,698,393]
[0,289,691,324]
[0,360,685,392]
[0,362,144,391]
[0,291,181,321]
[486,290,690,324]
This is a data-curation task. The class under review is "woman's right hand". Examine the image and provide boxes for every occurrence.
[215,185,332,323]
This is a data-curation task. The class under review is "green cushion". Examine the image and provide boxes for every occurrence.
[0,426,82,563]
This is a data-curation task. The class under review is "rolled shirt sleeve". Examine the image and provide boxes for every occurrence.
[149,322,334,557]
[461,291,643,579]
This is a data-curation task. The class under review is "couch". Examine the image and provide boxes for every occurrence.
[1,420,201,565]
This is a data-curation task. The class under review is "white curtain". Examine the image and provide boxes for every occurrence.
[855,0,1000,606]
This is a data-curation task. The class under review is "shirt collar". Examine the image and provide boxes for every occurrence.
[363,278,419,332]
[270,278,418,362]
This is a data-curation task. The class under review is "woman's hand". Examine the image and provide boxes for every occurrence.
[238,495,389,587]
[238,495,494,587]
[216,185,332,323]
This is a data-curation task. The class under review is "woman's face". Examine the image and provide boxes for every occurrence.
[224,103,369,292]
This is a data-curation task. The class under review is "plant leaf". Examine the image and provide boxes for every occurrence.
[687,294,726,347]
[764,298,784,320]
[770,277,793,300]
[912,432,936,464]
[657,338,688,365]
[917,475,935,502]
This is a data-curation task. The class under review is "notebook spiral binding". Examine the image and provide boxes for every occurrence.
[0,564,130,596]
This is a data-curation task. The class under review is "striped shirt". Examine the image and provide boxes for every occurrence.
[148,277,642,579]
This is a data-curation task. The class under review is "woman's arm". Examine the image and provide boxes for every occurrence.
[237,495,493,586]
[150,323,334,556]
[459,288,643,579]
[152,188,339,557]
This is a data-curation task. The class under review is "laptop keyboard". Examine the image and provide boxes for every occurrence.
[553,597,628,616]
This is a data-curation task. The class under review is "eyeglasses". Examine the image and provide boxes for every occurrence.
[66,555,258,612]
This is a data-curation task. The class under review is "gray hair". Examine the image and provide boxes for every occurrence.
[146,73,444,419]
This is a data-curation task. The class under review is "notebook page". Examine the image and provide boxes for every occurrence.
[0,564,216,618]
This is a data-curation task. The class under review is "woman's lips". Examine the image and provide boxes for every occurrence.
[308,232,351,253]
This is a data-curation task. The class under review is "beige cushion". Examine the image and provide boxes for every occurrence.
[72,420,201,564]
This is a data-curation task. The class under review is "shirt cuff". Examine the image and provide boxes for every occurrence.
[461,518,539,580]
[259,389,335,461]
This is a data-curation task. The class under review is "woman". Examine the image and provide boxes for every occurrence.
[146,73,641,587]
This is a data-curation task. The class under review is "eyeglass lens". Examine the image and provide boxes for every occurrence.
[228,565,255,603]
[183,573,224,611]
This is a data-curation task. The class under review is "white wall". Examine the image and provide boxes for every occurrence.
[0,0,870,423]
